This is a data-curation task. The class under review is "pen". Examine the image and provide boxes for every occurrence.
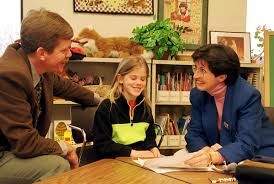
[209,177,237,183]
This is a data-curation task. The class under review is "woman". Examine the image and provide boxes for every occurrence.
[184,44,274,166]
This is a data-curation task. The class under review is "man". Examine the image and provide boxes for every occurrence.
[0,9,100,183]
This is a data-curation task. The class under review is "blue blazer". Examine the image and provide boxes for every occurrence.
[185,77,274,163]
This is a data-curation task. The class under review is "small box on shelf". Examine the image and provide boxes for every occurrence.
[157,90,170,102]
[169,91,180,102]
[156,90,190,104]
[168,135,180,146]
[157,135,168,147]
[158,135,187,149]
[180,135,187,146]
[180,91,190,103]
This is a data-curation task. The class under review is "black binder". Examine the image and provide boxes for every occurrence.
[235,159,274,184]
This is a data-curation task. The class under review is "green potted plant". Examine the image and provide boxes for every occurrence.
[131,19,184,59]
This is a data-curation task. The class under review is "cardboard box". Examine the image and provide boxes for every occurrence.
[157,90,170,102]
[180,91,190,103]
[53,120,75,145]
[169,91,180,102]
[168,135,180,146]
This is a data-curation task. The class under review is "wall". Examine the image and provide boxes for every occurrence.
[208,0,246,33]
[22,0,157,37]
[23,0,247,38]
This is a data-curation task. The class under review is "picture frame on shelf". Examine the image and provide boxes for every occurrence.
[209,31,251,63]
[73,0,154,15]
[158,0,208,50]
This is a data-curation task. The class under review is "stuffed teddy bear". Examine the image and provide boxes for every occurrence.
[75,27,153,59]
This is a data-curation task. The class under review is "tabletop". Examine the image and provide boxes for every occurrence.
[35,158,188,184]
[116,157,238,184]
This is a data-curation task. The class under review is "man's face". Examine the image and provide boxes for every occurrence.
[44,39,72,74]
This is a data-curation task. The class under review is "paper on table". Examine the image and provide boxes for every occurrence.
[133,149,214,173]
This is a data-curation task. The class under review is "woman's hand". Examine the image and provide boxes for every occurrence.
[210,143,222,151]
[184,149,211,167]
[184,149,225,167]
[150,147,161,157]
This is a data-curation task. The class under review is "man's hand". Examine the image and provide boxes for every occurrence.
[66,144,79,169]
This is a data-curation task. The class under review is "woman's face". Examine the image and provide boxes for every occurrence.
[193,60,226,91]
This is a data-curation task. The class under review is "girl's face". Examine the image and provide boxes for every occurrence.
[193,60,226,92]
[118,66,147,101]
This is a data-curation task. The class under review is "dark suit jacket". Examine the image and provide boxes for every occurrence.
[186,77,274,163]
[0,43,97,158]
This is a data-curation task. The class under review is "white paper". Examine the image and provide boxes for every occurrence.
[133,149,214,173]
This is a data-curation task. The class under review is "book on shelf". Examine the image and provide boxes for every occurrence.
[156,113,191,136]
[155,114,168,135]
[157,71,194,91]
[240,71,258,88]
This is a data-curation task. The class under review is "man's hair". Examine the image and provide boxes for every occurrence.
[191,44,240,85]
[20,8,73,54]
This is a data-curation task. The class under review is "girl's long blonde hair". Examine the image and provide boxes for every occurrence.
[107,56,151,106]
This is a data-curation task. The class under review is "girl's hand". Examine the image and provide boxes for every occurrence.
[130,150,154,158]
[150,147,161,157]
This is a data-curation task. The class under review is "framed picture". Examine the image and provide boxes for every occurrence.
[73,0,154,15]
[158,0,208,50]
[210,31,251,63]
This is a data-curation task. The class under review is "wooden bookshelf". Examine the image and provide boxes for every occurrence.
[151,59,264,149]
[51,58,264,149]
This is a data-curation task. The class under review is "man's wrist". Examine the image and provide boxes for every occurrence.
[93,93,100,105]
[58,141,68,156]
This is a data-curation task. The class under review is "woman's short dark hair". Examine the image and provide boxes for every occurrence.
[191,44,240,85]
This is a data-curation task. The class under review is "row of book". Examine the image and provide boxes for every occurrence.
[240,71,258,87]
[157,72,195,91]
[155,113,191,136]
[156,70,258,92]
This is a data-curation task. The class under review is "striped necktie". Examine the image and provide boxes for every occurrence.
[34,79,43,125]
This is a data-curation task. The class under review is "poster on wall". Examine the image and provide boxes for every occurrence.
[159,0,208,50]
[210,31,251,63]
[73,0,154,15]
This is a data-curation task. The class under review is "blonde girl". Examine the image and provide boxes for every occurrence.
[93,56,160,159]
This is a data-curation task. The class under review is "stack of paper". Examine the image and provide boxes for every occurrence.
[133,149,214,173]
